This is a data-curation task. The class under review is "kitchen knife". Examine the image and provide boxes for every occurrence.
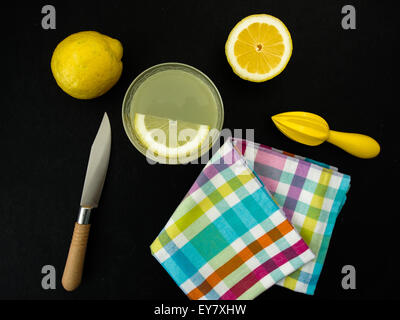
[62,113,111,291]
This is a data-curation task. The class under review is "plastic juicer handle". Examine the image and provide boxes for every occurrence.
[327,130,380,159]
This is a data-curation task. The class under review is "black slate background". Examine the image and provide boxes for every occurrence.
[0,0,398,300]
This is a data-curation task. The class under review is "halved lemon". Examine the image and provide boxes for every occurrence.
[133,113,210,161]
[225,14,292,82]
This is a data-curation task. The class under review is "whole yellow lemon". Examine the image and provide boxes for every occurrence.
[51,31,123,99]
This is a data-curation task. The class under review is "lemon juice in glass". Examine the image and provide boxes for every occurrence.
[122,63,224,164]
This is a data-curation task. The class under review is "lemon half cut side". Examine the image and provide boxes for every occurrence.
[225,14,293,82]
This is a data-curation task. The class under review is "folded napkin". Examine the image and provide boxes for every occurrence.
[150,138,315,300]
[233,138,351,295]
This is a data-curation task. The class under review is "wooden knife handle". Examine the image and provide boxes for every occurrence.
[62,223,91,291]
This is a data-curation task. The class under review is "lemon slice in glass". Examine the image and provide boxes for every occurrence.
[134,113,210,161]
[225,14,292,82]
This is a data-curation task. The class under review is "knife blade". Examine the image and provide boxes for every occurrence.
[62,113,111,291]
[80,113,111,209]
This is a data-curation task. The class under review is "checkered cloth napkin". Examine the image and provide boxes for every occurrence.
[233,138,351,294]
[150,138,316,300]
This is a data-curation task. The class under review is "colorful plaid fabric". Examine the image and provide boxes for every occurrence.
[233,138,351,295]
[150,138,315,300]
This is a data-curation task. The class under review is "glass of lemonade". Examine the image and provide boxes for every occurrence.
[122,63,224,164]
